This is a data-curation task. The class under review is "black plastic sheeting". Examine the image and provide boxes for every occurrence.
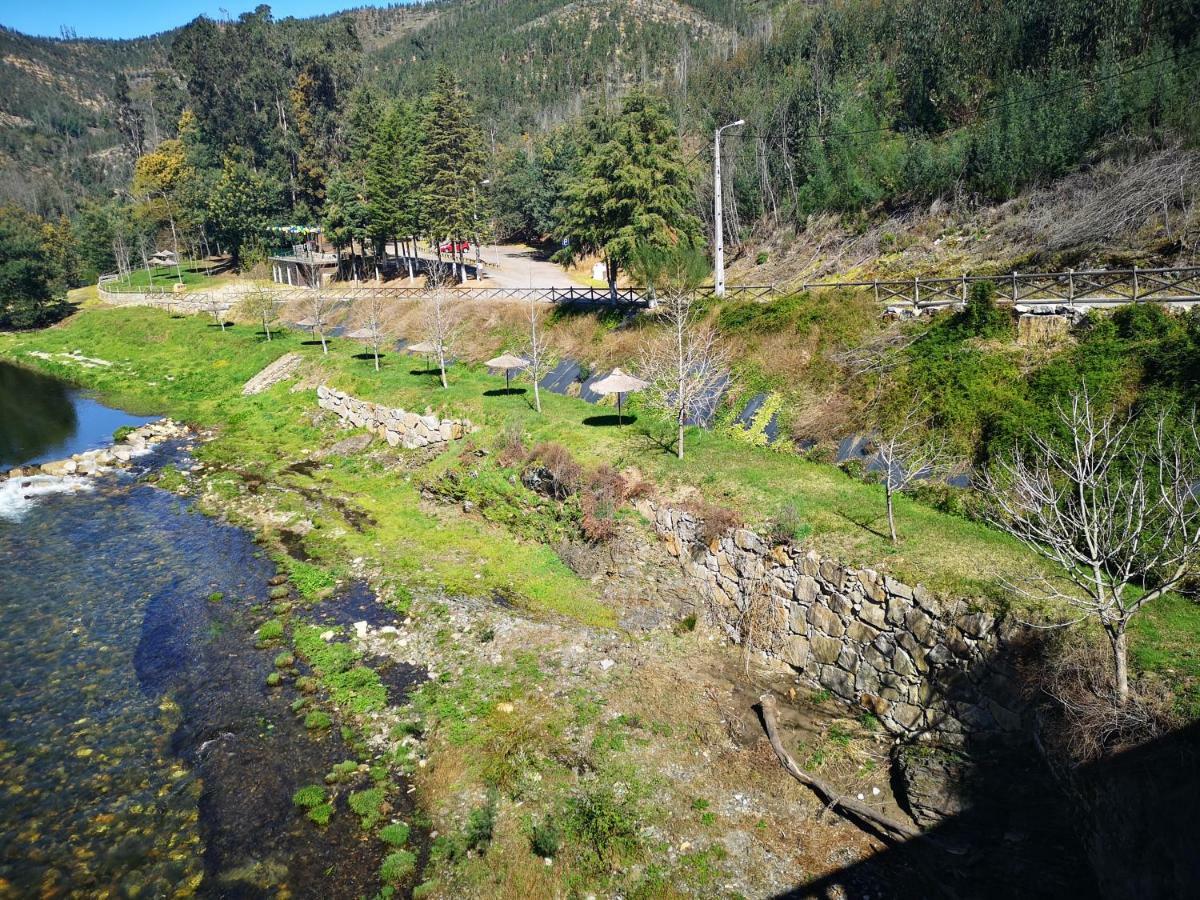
[734,392,782,444]
[538,358,604,403]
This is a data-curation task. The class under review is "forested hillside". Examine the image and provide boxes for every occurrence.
[2,0,1198,280]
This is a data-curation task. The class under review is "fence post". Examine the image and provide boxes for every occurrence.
[1068,269,1074,308]
[961,273,967,305]
[1133,265,1140,302]
[873,279,879,304]
[914,276,920,309]
[1012,271,1018,304]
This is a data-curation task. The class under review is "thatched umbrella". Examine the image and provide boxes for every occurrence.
[406,339,438,371]
[484,352,530,393]
[347,326,382,371]
[591,367,649,426]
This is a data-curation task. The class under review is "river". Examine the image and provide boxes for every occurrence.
[0,360,415,897]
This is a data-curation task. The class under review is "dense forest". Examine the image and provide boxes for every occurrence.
[1,0,1198,293]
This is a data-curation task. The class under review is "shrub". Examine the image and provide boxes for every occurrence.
[465,798,496,852]
[682,499,742,546]
[349,787,387,830]
[379,822,411,847]
[766,502,812,545]
[755,251,769,265]
[292,785,326,808]
[257,618,285,642]
[526,442,582,499]
[496,421,527,467]
[565,777,643,863]
[957,280,1010,339]
[530,819,561,858]
[380,850,417,884]
[304,710,332,730]
[113,425,136,443]
[308,802,334,826]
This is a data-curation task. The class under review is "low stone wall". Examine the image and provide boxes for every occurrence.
[316,385,474,450]
[651,505,1026,745]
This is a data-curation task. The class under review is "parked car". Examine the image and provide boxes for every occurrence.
[438,240,472,254]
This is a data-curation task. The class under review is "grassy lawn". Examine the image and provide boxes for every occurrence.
[2,305,1197,688]
[105,261,218,291]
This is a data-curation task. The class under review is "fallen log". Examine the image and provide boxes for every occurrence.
[758,692,921,843]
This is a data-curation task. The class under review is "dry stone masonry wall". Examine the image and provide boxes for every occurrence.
[316,385,474,450]
[652,505,1026,745]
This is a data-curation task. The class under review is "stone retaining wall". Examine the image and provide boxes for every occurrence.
[316,385,474,450]
[651,505,1026,745]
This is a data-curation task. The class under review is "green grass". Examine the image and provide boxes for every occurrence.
[105,262,216,291]
[1,305,1194,684]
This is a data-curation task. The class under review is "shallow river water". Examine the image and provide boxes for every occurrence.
[0,364,413,897]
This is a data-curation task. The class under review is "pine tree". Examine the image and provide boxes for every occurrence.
[422,69,487,282]
[555,92,701,297]
[365,101,426,268]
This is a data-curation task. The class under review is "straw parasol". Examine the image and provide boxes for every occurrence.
[347,327,381,370]
[484,352,530,392]
[591,367,649,426]
[405,339,439,370]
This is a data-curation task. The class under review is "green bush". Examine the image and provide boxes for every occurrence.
[379,822,411,847]
[380,850,417,885]
[957,280,1010,339]
[465,799,496,852]
[112,425,136,442]
[565,777,643,863]
[304,710,332,730]
[257,618,285,642]
[530,820,561,858]
[292,784,326,808]
[349,787,387,830]
[308,802,334,826]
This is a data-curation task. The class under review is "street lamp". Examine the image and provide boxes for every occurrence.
[713,118,745,298]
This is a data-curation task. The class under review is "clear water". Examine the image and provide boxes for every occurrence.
[0,370,418,897]
[0,360,155,468]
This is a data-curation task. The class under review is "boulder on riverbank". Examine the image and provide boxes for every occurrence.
[3,419,191,483]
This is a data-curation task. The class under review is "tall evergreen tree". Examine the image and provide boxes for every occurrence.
[422,69,487,280]
[555,92,701,296]
[208,156,279,268]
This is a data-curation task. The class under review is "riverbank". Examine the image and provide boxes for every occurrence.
[2,306,1195,896]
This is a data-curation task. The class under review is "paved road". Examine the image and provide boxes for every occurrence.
[475,243,586,289]
[386,241,586,290]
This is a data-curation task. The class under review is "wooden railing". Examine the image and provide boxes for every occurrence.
[798,266,1200,309]
[97,279,776,308]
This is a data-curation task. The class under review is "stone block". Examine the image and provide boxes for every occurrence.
[836,645,859,670]
[860,601,887,629]
[793,574,820,604]
[781,635,809,669]
[888,702,924,730]
[819,559,845,590]
[809,603,845,638]
[828,592,852,617]
[811,634,842,665]
[873,633,895,659]
[958,610,995,638]
[800,550,820,577]
[886,593,911,626]
[884,575,914,600]
[904,607,936,646]
[819,666,855,700]
[733,528,759,552]
[847,620,879,643]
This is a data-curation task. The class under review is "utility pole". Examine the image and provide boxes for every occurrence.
[713,119,744,298]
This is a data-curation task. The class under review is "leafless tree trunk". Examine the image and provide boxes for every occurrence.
[362,292,388,372]
[638,277,729,460]
[423,263,460,389]
[875,398,951,544]
[524,297,552,413]
[305,291,335,355]
[982,387,1200,705]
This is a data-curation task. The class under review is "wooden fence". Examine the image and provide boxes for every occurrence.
[798,266,1200,310]
[97,280,776,309]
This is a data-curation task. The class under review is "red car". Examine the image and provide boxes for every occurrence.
[439,240,472,254]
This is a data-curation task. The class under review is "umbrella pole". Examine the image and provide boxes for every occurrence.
[618,393,623,427]
[506,369,511,392]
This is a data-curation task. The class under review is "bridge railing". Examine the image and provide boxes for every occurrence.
[798,266,1200,309]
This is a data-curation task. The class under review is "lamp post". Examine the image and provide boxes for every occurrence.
[713,119,744,299]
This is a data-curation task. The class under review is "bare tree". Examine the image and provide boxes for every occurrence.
[359,292,388,372]
[637,247,729,460]
[237,287,278,341]
[303,291,337,355]
[982,388,1200,705]
[875,398,951,544]
[422,263,460,389]
[112,231,132,280]
[523,297,553,413]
